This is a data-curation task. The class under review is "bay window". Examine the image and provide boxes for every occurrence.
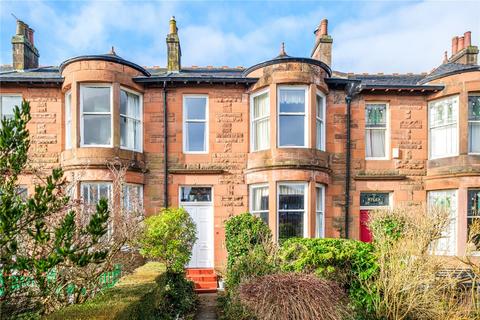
[251,90,270,151]
[468,94,480,154]
[278,183,307,241]
[249,184,269,224]
[120,89,142,152]
[65,91,72,149]
[122,183,143,213]
[1,95,22,124]
[467,190,480,251]
[278,87,307,147]
[81,182,113,236]
[183,95,208,153]
[365,103,387,159]
[316,185,325,238]
[81,85,112,147]
[316,93,326,150]
[428,190,457,255]
[429,96,458,159]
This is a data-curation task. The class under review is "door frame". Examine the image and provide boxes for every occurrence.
[179,185,214,268]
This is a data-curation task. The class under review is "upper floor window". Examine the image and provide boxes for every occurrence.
[429,95,458,159]
[0,95,22,124]
[365,103,388,159]
[249,184,269,224]
[278,87,307,148]
[316,185,325,238]
[81,85,112,147]
[468,94,480,154]
[183,95,208,153]
[278,182,307,241]
[65,91,72,150]
[316,92,326,150]
[120,89,142,152]
[251,90,270,151]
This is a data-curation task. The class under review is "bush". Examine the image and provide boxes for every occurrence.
[139,208,196,273]
[154,271,196,320]
[238,273,351,320]
[280,238,378,315]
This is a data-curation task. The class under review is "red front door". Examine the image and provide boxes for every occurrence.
[360,210,372,242]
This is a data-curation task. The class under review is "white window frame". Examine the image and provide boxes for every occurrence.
[427,189,458,256]
[277,85,309,148]
[365,102,390,160]
[0,94,22,124]
[182,94,209,154]
[315,184,325,238]
[65,91,72,150]
[468,93,480,155]
[250,88,270,152]
[249,183,269,223]
[80,84,113,148]
[277,182,308,240]
[428,95,459,160]
[120,87,143,152]
[316,90,326,151]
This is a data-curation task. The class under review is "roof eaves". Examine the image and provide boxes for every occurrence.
[133,76,258,85]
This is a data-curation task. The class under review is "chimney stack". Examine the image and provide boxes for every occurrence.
[166,16,181,72]
[311,18,333,66]
[448,31,478,65]
[11,19,39,70]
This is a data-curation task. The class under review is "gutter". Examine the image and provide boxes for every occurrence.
[134,76,258,85]
[163,81,169,208]
[344,80,362,239]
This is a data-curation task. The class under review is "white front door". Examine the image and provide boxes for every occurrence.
[180,186,214,268]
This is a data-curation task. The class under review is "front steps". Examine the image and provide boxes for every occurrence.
[186,268,217,294]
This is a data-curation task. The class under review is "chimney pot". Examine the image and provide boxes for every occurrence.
[458,36,465,51]
[464,31,472,47]
[452,36,459,55]
[319,19,328,36]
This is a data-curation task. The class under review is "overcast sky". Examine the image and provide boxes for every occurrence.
[0,0,479,73]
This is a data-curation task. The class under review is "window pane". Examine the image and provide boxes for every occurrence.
[121,117,141,150]
[253,93,269,118]
[468,96,480,121]
[253,118,269,150]
[316,119,323,150]
[120,91,140,118]
[83,115,111,145]
[469,123,480,153]
[279,89,305,113]
[279,211,304,240]
[279,115,305,146]
[253,212,269,225]
[120,90,128,115]
[430,124,457,158]
[180,187,211,202]
[252,186,268,211]
[428,190,457,255]
[185,97,206,120]
[2,96,22,119]
[366,129,386,158]
[316,187,323,211]
[279,184,304,210]
[186,122,206,152]
[123,184,143,212]
[366,104,386,127]
[316,95,324,120]
[467,190,480,250]
[83,87,110,113]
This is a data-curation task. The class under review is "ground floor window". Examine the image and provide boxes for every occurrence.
[249,184,269,224]
[467,189,480,251]
[316,185,325,238]
[122,184,143,213]
[180,186,212,202]
[278,183,306,241]
[427,190,457,256]
[81,182,113,236]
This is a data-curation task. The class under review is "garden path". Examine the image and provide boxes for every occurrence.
[194,293,218,320]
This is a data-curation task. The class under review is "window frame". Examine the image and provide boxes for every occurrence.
[428,95,459,160]
[365,102,390,160]
[315,90,326,151]
[249,183,269,224]
[80,84,113,148]
[276,182,309,240]
[182,94,209,154]
[178,185,213,205]
[315,184,325,238]
[277,85,309,148]
[65,91,72,150]
[120,86,143,152]
[0,94,23,124]
[427,189,458,256]
[468,93,480,155]
[122,183,144,212]
[250,88,270,152]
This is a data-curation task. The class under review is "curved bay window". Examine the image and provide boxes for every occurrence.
[81,85,112,147]
[467,189,480,251]
[120,89,142,152]
[278,87,307,148]
[468,94,480,154]
[428,96,458,159]
[250,90,270,151]
[249,184,269,224]
[277,183,306,241]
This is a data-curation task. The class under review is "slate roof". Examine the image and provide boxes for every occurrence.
[0,66,62,83]
[418,62,480,84]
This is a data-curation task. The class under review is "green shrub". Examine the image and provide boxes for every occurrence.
[280,238,378,315]
[139,208,196,273]
[154,271,196,320]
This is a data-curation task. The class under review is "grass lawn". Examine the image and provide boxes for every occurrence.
[46,262,165,320]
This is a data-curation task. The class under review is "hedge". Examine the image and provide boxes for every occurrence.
[46,262,165,320]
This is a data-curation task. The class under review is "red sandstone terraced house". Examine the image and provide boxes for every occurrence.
[1,17,480,281]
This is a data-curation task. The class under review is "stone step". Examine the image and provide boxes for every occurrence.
[186,275,217,282]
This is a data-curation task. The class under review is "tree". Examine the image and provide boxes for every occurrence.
[0,100,110,316]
